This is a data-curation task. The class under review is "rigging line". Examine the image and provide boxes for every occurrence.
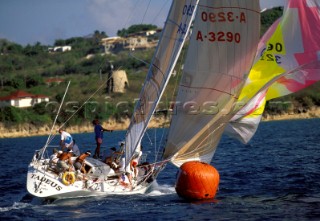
[45,134,57,150]
[151,0,170,24]
[128,51,167,93]
[156,124,167,162]
[122,0,144,32]
[128,51,151,67]
[41,81,71,159]
[59,73,114,129]
[145,130,153,145]
[141,0,152,24]
[150,116,166,162]
[171,43,187,103]
[154,128,157,162]
[137,158,170,168]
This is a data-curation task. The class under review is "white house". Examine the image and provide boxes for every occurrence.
[48,46,72,53]
[100,37,124,54]
[101,29,161,54]
[0,90,49,108]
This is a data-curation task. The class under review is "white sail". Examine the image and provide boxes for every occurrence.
[125,0,199,165]
[225,90,266,144]
[26,0,263,199]
[163,0,261,166]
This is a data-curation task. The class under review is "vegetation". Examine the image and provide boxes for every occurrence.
[117,24,157,37]
[0,9,319,130]
[260,7,283,34]
[0,26,156,126]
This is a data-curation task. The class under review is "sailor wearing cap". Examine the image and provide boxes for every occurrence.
[49,148,62,169]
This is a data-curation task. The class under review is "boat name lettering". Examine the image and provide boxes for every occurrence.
[201,11,246,23]
[196,31,241,43]
[31,174,62,191]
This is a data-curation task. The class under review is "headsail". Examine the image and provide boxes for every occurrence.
[226,0,320,144]
[125,1,199,165]
[162,0,261,166]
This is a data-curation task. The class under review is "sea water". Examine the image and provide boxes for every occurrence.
[0,119,319,220]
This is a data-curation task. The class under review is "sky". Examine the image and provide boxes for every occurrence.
[0,0,285,46]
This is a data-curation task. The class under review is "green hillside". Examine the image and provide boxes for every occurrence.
[0,8,319,127]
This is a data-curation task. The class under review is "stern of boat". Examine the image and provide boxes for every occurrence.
[26,160,86,198]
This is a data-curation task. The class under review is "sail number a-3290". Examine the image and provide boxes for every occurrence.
[196,9,247,44]
[196,31,241,43]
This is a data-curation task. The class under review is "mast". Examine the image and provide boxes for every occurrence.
[40,81,71,159]
[125,0,199,166]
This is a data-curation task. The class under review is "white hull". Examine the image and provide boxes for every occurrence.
[27,159,154,199]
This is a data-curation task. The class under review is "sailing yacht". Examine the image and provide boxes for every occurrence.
[27,0,261,199]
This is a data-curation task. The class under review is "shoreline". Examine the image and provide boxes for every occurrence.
[0,108,319,139]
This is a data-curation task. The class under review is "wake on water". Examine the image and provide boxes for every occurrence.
[0,181,176,212]
[0,202,30,213]
[147,181,176,196]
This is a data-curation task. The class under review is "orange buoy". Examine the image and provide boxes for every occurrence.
[175,161,220,200]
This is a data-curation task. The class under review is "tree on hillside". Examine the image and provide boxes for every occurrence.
[117,24,157,37]
[261,7,283,34]
[54,30,107,55]
[93,30,108,40]
[0,41,23,54]
[23,42,47,56]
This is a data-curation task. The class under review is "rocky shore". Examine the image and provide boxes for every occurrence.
[0,108,319,139]
[0,116,170,139]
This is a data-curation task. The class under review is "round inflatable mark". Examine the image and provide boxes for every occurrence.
[175,161,220,200]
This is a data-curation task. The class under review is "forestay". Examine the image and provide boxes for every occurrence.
[125,1,199,165]
[163,0,261,166]
[226,0,320,144]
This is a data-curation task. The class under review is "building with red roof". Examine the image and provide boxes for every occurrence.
[44,78,64,86]
[0,90,49,108]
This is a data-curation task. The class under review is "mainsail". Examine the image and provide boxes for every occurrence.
[226,0,320,144]
[162,0,261,166]
[125,1,199,165]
